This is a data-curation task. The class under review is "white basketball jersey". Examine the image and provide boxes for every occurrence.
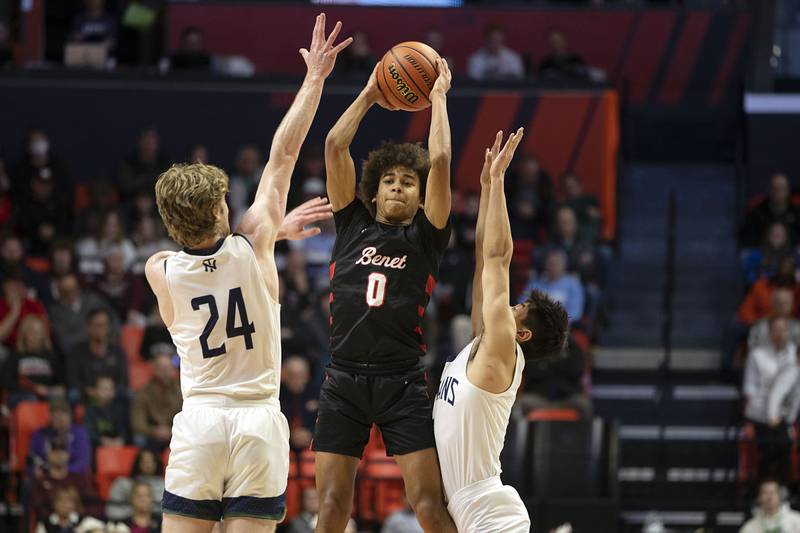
[164,234,281,403]
[433,337,524,501]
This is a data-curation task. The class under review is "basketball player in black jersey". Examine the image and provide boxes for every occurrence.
[312,60,456,533]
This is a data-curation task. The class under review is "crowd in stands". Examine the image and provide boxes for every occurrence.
[0,120,606,529]
[735,171,800,490]
[1,0,607,82]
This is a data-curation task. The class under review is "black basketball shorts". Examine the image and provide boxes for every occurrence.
[312,365,436,458]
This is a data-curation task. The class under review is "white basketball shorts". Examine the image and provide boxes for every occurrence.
[162,397,290,521]
[447,476,531,533]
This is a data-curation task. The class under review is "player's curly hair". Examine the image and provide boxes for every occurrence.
[519,289,570,361]
[359,141,430,217]
[155,163,229,247]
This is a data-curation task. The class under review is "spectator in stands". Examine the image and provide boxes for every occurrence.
[437,231,474,322]
[131,352,181,451]
[12,130,70,202]
[748,288,800,350]
[131,216,176,276]
[66,307,128,400]
[73,179,118,237]
[520,249,584,325]
[283,250,313,317]
[280,356,318,452]
[84,374,130,447]
[422,28,455,75]
[517,333,591,419]
[766,347,800,437]
[546,206,605,285]
[15,167,73,258]
[0,234,49,299]
[740,172,800,248]
[125,482,162,532]
[76,210,137,278]
[382,498,423,533]
[507,155,553,240]
[467,25,524,81]
[510,190,541,241]
[29,398,92,475]
[301,290,333,382]
[106,448,164,522]
[3,314,64,407]
[538,29,588,80]
[139,304,172,361]
[117,128,168,205]
[47,273,119,355]
[743,316,795,482]
[737,257,799,327]
[169,26,211,71]
[740,479,800,533]
[93,246,149,322]
[741,222,794,286]
[287,487,320,533]
[48,239,78,283]
[0,265,49,350]
[228,145,262,229]
[35,486,85,533]
[560,172,602,244]
[337,29,376,79]
[69,0,117,46]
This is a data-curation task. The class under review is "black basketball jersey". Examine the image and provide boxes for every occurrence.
[329,199,451,372]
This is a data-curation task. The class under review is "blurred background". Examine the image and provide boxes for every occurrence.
[2,0,800,531]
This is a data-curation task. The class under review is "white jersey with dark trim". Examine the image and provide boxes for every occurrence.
[164,234,281,403]
[433,337,524,501]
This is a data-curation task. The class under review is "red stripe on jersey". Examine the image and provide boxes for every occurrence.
[414,326,423,335]
[418,305,425,317]
[329,292,334,303]
[425,274,436,296]
[420,343,428,352]
[329,262,336,280]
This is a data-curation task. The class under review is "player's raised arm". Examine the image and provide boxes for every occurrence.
[237,13,351,244]
[475,128,524,392]
[423,58,453,230]
[471,132,503,336]
[324,63,396,211]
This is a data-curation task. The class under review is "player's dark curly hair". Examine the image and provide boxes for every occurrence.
[519,289,570,361]
[359,141,430,217]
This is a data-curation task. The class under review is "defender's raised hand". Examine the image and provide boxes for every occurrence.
[480,131,503,187]
[488,127,524,182]
[278,196,334,240]
[300,13,353,80]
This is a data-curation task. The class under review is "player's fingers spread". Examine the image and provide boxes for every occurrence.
[326,21,342,48]
[331,37,353,55]
[314,14,325,45]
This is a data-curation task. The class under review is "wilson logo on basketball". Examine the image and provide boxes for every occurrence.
[403,54,433,88]
[387,63,420,105]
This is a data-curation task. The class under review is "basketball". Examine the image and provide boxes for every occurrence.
[377,41,441,112]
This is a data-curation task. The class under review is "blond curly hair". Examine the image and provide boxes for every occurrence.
[155,163,229,247]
